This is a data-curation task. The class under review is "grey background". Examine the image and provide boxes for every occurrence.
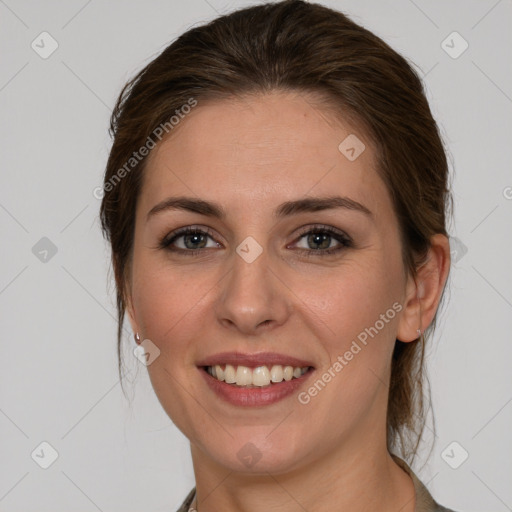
[1,0,511,511]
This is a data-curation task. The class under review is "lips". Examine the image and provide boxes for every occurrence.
[196,351,315,369]
[199,362,315,406]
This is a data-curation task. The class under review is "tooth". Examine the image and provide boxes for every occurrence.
[235,365,253,386]
[224,364,236,383]
[211,364,310,385]
[253,366,271,386]
[215,364,225,381]
[283,366,294,381]
[270,365,284,383]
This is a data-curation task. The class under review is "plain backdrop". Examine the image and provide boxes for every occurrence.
[1,1,511,511]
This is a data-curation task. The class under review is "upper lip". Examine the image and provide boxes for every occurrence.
[196,351,315,369]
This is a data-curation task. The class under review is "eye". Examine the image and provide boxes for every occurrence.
[158,224,352,257]
[291,225,353,256]
[159,226,220,253]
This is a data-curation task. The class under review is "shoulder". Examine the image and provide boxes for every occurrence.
[175,487,196,512]
[434,505,459,512]
[391,454,459,512]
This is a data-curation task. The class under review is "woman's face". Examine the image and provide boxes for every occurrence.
[127,91,414,473]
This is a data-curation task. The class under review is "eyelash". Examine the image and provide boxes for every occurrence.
[158,224,353,257]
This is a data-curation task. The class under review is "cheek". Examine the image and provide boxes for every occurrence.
[297,253,403,401]
[294,264,402,423]
[131,252,222,355]
[302,259,400,340]
[129,256,217,432]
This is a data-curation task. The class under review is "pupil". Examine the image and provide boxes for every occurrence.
[185,233,206,249]
[308,233,330,250]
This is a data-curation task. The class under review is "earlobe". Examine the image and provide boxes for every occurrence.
[396,234,451,343]
[396,275,423,343]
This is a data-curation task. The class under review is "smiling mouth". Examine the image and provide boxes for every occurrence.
[201,364,313,388]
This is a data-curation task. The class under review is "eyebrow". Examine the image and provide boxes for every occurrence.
[146,195,372,222]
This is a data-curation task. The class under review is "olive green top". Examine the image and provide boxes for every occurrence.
[175,455,457,511]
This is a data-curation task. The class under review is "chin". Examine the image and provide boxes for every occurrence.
[203,429,309,475]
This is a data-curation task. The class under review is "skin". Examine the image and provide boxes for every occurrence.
[126,90,451,512]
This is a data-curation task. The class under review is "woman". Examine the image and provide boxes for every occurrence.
[100,1,455,510]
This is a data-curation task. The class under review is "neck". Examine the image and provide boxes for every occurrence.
[189,431,415,512]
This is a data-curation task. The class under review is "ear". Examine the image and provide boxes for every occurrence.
[397,234,451,342]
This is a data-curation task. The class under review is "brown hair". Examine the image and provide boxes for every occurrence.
[99,0,452,465]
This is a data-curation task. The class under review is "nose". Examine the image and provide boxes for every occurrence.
[215,244,291,335]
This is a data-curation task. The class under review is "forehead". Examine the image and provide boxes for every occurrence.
[139,91,388,218]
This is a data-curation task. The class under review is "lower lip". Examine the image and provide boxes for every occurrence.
[199,367,315,407]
